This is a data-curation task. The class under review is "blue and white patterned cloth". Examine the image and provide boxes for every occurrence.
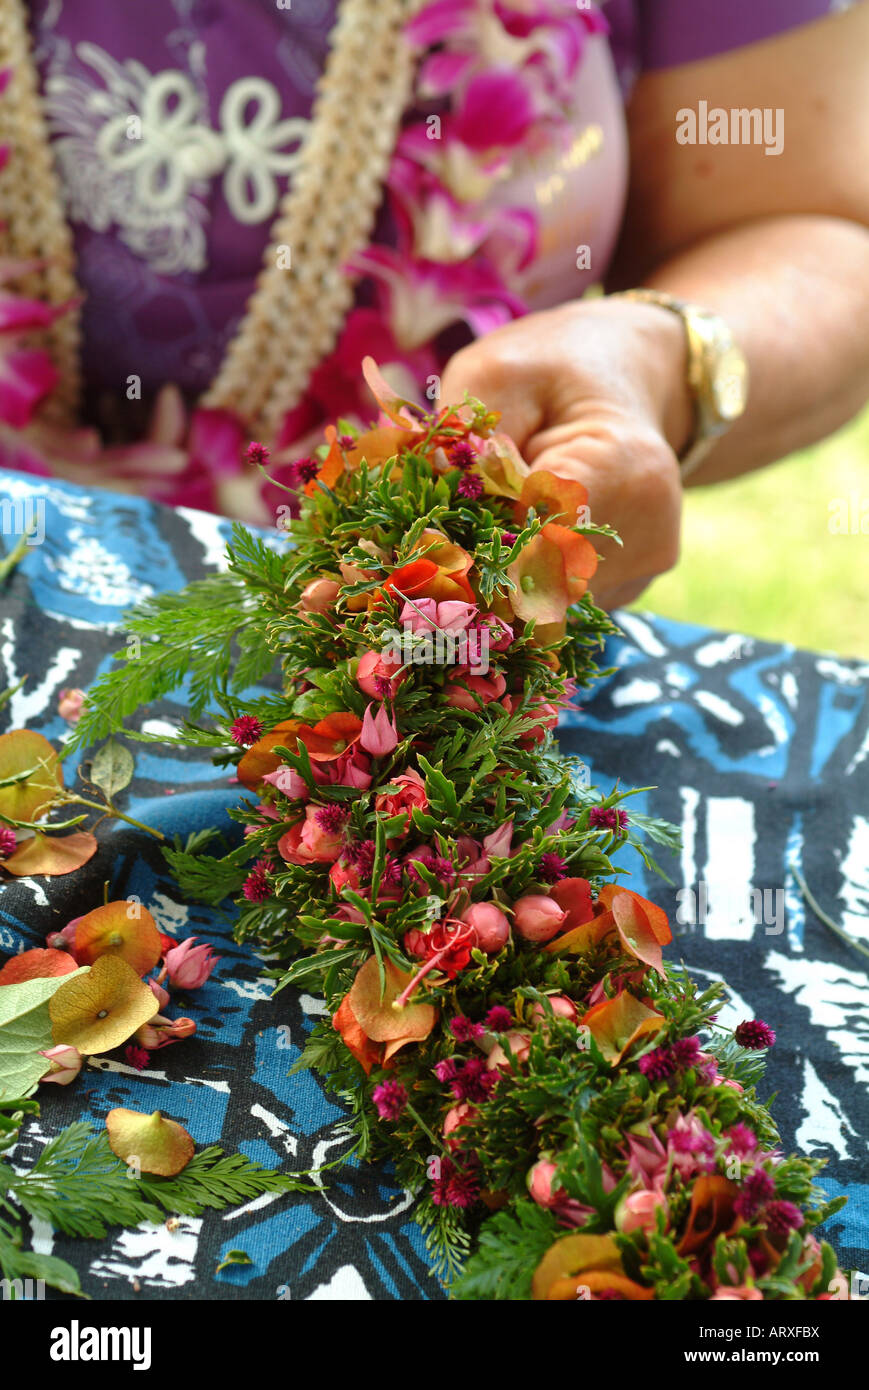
[0,470,866,1300]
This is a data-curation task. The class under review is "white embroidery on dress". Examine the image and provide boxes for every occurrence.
[43,41,310,273]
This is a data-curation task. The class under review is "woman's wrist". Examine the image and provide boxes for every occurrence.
[601,295,695,459]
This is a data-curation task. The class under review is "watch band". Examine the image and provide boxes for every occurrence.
[611,288,749,480]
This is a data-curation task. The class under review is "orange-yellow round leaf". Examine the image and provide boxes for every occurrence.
[105,1108,194,1176]
[2,831,98,877]
[74,901,163,976]
[49,955,158,1055]
[0,730,62,823]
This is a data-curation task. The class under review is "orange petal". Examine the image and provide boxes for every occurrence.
[608,892,666,976]
[304,426,345,495]
[677,1176,740,1257]
[348,956,436,1044]
[73,901,163,976]
[333,992,382,1075]
[0,729,63,823]
[581,989,666,1064]
[476,432,529,500]
[237,720,302,790]
[346,425,416,471]
[295,711,363,763]
[544,908,614,956]
[541,522,598,602]
[598,884,672,946]
[550,877,595,930]
[519,470,589,525]
[506,531,569,625]
[362,356,420,427]
[545,1270,656,1301]
[382,558,439,602]
[531,1233,623,1300]
[2,831,98,877]
[0,948,78,984]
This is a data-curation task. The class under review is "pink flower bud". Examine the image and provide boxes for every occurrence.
[38,1044,82,1086]
[513,894,566,942]
[299,579,340,615]
[527,1158,560,1208]
[531,995,578,1024]
[443,1102,476,1149]
[134,1015,197,1050]
[462,902,510,954]
[360,702,399,756]
[148,978,171,1010]
[357,649,404,698]
[57,688,86,724]
[486,1030,531,1072]
[163,936,220,991]
[615,1188,668,1235]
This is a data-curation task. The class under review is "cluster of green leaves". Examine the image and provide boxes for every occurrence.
[0,1112,312,1298]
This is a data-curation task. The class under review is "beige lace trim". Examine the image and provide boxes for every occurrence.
[0,0,421,437]
[0,0,82,422]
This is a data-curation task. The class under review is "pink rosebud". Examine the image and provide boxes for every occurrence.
[710,1286,763,1301]
[615,1188,669,1235]
[461,902,510,954]
[530,995,578,1024]
[57,687,86,724]
[329,859,361,893]
[435,600,477,632]
[163,936,220,991]
[134,1015,197,1050]
[38,1044,82,1086]
[298,578,340,615]
[375,769,427,833]
[357,649,404,698]
[513,894,566,943]
[360,702,399,756]
[486,1030,531,1072]
[480,614,513,651]
[527,1158,560,1208]
[279,807,345,866]
[445,669,506,709]
[443,1102,476,1147]
[399,597,438,633]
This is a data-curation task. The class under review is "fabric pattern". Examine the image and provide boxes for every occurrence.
[0,469,866,1298]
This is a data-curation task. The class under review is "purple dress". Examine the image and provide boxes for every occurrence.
[17,0,843,502]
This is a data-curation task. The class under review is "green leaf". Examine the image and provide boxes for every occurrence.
[89,738,135,799]
[215,1248,252,1273]
[0,1232,85,1298]
[0,969,89,1100]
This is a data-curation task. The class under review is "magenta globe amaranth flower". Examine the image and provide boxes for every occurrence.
[734,1018,776,1049]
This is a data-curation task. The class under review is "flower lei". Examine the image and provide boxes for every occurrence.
[68,359,849,1300]
[1,0,607,517]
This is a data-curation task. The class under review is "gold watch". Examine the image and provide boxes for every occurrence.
[612,288,749,480]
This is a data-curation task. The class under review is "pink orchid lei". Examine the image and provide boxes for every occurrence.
[0,1,606,516]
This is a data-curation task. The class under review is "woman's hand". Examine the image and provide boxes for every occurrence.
[440,296,694,610]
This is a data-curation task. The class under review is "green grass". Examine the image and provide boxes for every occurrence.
[632,405,869,658]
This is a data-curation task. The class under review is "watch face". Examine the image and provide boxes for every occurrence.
[713,345,749,422]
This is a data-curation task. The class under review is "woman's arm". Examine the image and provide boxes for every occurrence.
[615,3,869,483]
[441,4,869,606]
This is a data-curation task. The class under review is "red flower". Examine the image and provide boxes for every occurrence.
[404,920,476,980]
